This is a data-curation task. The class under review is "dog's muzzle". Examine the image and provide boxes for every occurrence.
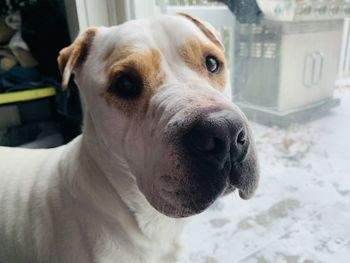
[168,109,259,216]
[183,110,249,168]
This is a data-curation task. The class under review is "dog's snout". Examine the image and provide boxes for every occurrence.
[183,110,249,169]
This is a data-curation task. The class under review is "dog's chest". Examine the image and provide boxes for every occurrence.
[95,235,181,263]
[91,213,184,263]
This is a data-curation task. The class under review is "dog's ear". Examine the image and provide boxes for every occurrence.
[177,13,225,51]
[57,27,98,90]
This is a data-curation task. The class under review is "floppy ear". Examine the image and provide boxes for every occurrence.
[57,27,98,90]
[177,13,225,51]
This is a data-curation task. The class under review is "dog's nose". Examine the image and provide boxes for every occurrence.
[183,111,249,169]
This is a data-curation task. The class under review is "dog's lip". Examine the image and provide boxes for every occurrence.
[229,161,259,200]
[159,198,199,218]
[158,189,197,217]
[238,189,253,200]
[223,171,256,200]
[225,174,256,200]
[223,182,253,200]
[235,179,258,200]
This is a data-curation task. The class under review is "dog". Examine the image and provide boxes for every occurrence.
[0,14,259,263]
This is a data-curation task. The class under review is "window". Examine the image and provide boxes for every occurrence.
[129,1,350,262]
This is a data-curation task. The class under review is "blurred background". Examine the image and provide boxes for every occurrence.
[0,0,350,262]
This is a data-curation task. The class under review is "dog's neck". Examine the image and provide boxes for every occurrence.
[63,112,185,243]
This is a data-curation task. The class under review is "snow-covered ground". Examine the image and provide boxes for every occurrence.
[16,88,350,262]
[179,88,350,263]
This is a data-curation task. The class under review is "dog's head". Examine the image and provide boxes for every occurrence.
[58,14,259,218]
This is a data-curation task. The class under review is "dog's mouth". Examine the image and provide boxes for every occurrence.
[141,149,259,218]
[223,184,254,200]
[141,105,259,218]
[149,135,258,217]
[239,189,253,200]
[157,157,259,218]
[222,184,250,200]
[157,186,247,218]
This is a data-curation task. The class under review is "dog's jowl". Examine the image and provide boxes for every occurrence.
[0,14,259,263]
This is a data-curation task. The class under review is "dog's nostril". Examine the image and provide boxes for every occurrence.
[236,129,246,145]
[192,136,224,152]
[194,136,216,152]
[187,125,222,153]
[183,111,249,168]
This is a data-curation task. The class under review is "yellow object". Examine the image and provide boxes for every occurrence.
[0,87,56,105]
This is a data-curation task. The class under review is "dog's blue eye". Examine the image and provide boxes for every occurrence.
[205,56,220,74]
[110,73,142,99]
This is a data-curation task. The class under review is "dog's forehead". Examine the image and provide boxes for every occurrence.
[149,15,210,47]
[98,15,209,55]
[82,14,228,102]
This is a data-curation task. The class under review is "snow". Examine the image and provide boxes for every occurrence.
[179,88,350,263]
[19,89,350,262]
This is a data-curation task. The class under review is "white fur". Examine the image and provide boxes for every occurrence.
[0,15,245,262]
[0,135,185,263]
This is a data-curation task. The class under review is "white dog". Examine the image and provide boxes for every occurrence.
[0,14,259,263]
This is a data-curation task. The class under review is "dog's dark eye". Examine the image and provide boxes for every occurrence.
[110,73,142,99]
[205,55,220,74]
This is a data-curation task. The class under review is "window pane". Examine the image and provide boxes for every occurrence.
[132,1,350,262]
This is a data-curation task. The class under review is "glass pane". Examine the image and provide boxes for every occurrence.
[135,1,350,262]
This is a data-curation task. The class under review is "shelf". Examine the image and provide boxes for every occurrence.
[0,87,56,105]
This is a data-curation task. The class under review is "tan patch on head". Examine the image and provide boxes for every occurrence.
[101,48,165,118]
[102,45,132,67]
[73,28,97,70]
[57,45,73,75]
[180,38,227,90]
[177,13,224,51]
[58,27,97,89]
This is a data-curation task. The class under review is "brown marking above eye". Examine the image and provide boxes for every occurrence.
[101,48,165,118]
[177,13,225,51]
[180,38,227,90]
